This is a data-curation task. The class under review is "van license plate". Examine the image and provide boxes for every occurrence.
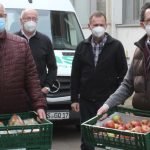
[47,111,69,120]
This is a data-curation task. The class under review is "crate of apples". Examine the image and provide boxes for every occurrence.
[102,114,150,134]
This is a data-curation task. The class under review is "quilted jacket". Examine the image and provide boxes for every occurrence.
[0,31,47,114]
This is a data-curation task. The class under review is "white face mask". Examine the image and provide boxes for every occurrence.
[23,21,37,33]
[91,26,105,38]
[145,24,150,36]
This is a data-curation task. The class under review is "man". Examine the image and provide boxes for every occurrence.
[97,3,150,116]
[16,8,57,94]
[71,11,128,150]
[0,4,46,119]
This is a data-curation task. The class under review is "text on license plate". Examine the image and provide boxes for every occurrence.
[47,111,69,120]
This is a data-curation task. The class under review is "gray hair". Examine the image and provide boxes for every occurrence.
[20,8,38,19]
[89,11,106,23]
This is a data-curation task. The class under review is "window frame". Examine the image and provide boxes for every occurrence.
[122,0,146,25]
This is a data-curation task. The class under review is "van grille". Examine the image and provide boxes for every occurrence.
[47,76,71,98]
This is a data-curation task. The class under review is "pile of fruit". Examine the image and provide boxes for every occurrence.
[0,114,40,135]
[0,114,39,127]
[102,114,150,133]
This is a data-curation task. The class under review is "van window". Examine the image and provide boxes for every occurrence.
[51,11,84,50]
[6,9,84,50]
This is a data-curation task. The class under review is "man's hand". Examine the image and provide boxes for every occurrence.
[37,108,46,120]
[97,104,109,115]
[41,87,50,94]
[71,102,80,112]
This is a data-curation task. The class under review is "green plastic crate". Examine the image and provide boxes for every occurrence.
[0,111,53,150]
[81,106,150,150]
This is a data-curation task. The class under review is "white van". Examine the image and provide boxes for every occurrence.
[2,0,84,126]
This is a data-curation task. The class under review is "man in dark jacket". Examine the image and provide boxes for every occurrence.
[0,3,46,119]
[16,8,57,95]
[98,3,150,115]
[71,11,128,150]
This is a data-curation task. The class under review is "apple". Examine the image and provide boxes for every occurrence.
[141,119,149,125]
[112,115,123,124]
[107,133,115,137]
[141,125,150,133]
[114,123,119,129]
[118,135,125,138]
[124,135,130,139]
[104,120,115,128]
[131,126,142,133]
[117,125,125,130]
[125,122,133,130]
[130,120,141,127]
[114,123,124,129]
[116,134,129,139]
[131,127,136,132]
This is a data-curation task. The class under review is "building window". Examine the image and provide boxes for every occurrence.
[97,0,106,14]
[122,0,150,24]
[122,0,140,24]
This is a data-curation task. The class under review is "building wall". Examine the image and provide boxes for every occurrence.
[110,0,146,63]
[70,0,147,63]
[116,26,145,64]
[70,0,106,38]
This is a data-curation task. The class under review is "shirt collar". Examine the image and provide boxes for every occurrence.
[91,34,107,46]
[21,29,36,41]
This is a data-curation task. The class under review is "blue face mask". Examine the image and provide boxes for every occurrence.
[0,18,5,32]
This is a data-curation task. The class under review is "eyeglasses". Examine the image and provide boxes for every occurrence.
[22,17,38,22]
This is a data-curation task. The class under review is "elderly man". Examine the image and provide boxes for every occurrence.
[16,8,57,95]
[0,3,46,119]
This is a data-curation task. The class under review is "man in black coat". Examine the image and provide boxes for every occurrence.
[71,11,128,150]
[16,8,57,95]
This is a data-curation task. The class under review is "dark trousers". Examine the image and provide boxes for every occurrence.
[80,99,104,150]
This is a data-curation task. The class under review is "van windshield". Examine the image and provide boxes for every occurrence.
[6,9,84,50]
